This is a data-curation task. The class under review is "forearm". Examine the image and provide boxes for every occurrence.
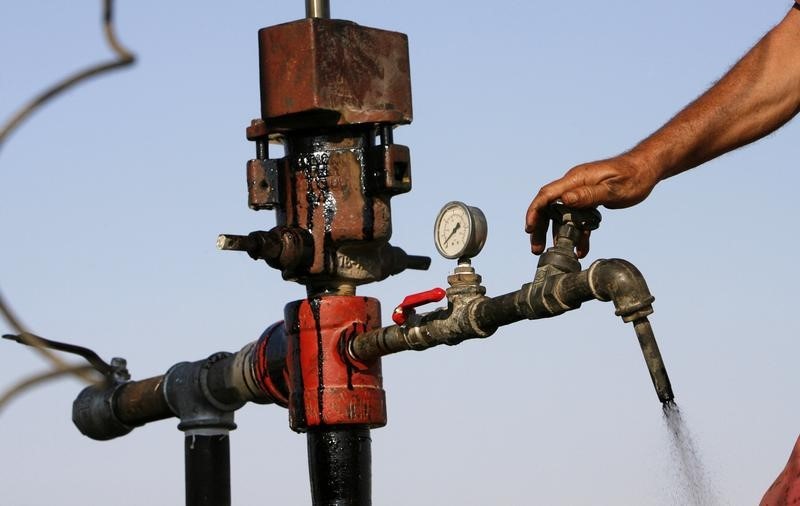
[629,6,800,182]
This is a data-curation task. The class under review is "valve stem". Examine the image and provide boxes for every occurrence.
[217,234,251,252]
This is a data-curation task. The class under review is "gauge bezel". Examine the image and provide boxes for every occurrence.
[433,201,487,260]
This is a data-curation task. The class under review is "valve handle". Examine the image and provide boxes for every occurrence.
[2,333,130,383]
[547,203,601,232]
[392,287,447,326]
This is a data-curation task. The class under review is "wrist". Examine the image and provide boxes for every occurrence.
[620,149,663,188]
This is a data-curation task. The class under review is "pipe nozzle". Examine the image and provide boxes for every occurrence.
[632,317,674,403]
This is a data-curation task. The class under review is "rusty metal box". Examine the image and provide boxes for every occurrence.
[258,18,413,129]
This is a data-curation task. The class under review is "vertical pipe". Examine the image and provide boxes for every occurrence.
[633,318,674,403]
[185,433,231,506]
[307,426,372,506]
[305,0,330,18]
[378,124,393,146]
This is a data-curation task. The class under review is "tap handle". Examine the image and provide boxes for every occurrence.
[3,332,129,383]
[547,203,602,232]
[392,287,446,325]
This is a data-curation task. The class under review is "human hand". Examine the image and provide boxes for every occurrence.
[525,155,658,257]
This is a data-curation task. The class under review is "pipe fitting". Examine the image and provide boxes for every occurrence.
[217,227,314,273]
[396,262,495,351]
[348,285,494,361]
[584,259,655,323]
[164,355,238,434]
[73,382,134,441]
[346,248,672,404]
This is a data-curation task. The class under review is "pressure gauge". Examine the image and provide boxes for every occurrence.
[433,201,488,260]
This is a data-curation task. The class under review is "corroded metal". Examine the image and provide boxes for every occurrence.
[285,296,386,431]
[258,18,412,129]
[114,375,172,426]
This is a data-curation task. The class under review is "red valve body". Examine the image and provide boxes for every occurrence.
[285,296,386,431]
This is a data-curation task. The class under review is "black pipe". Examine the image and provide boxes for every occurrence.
[632,318,674,403]
[307,426,372,506]
[185,433,231,506]
[472,291,525,330]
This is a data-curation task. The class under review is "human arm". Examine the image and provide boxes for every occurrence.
[761,435,800,505]
[526,4,800,257]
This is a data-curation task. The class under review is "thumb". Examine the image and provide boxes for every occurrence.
[562,185,609,208]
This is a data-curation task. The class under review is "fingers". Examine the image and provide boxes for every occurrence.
[527,184,607,255]
[526,176,580,254]
[576,230,591,259]
[526,192,554,254]
[562,184,611,208]
[527,210,550,255]
[526,162,617,255]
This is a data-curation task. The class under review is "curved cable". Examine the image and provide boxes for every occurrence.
[0,365,99,413]
[0,0,135,384]
[0,0,135,151]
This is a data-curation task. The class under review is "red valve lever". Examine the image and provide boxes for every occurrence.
[392,287,447,326]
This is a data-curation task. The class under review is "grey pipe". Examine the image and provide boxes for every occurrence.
[306,0,330,18]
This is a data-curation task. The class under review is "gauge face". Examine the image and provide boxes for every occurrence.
[434,202,487,259]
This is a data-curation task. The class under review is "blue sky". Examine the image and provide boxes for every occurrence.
[2,1,800,504]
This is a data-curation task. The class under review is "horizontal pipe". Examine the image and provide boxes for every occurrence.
[349,325,407,362]
[349,258,673,403]
[75,333,289,439]
[114,375,172,426]
[471,291,525,330]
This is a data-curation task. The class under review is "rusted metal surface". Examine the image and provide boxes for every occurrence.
[217,227,313,273]
[225,18,424,287]
[278,130,393,278]
[114,375,173,426]
[247,158,284,210]
[258,18,412,129]
[368,143,411,195]
[245,118,269,141]
[285,296,386,431]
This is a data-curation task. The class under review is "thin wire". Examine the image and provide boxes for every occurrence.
[3,333,116,376]
[0,0,135,151]
[0,292,91,381]
[0,0,135,384]
[0,365,99,413]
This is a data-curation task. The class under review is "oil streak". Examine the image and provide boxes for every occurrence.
[288,307,306,427]
[345,324,358,391]
[662,401,719,506]
[358,147,375,241]
[309,297,325,424]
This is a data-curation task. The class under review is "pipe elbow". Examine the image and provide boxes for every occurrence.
[587,259,654,322]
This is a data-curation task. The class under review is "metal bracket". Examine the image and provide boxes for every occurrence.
[164,354,239,433]
[367,143,411,196]
[247,158,284,210]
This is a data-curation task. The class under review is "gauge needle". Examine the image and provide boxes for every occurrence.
[443,222,461,245]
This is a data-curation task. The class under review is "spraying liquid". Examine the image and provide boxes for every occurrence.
[662,401,719,505]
